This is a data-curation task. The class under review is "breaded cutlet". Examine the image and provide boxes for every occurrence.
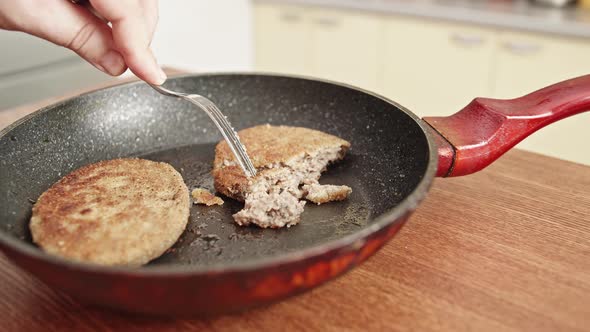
[213,124,352,228]
[192,188,224,206]
[30,158,190,266]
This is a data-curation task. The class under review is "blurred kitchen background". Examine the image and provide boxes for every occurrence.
[1,0,589,164]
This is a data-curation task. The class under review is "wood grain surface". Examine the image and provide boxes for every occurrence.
[0,76,589,332]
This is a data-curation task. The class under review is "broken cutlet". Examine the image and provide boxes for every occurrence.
[303,184,352,205]
[192,188,224,206]
[213,124,352,228]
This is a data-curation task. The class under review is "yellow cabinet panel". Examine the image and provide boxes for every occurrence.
[253,4,312,75]
[308,9,383,93]
[253,4,589,164]
[383,17,495,117]
[494,31,590,165]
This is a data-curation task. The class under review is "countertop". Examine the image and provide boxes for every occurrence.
[1,76,589,331]
[257,0,590,39]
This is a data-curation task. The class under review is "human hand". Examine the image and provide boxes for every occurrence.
[0,0,166,85]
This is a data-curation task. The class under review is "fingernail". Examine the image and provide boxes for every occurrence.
[99,50,126,76]
[156,67,167,85]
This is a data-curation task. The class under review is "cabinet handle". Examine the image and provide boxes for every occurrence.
[313,18,340,27]
[450,32,485,47]
[502,41,542,55]
[280,12,301,23]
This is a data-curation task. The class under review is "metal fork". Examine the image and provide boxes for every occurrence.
[149,84,257,178]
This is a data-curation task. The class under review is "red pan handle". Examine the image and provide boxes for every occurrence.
[424,74,590,177]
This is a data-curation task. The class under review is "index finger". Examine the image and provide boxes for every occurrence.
[89,0,165,84]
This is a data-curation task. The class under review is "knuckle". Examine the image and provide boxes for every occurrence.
[66,22,98,53]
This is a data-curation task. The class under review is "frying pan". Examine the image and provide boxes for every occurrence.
[0,73,588,316]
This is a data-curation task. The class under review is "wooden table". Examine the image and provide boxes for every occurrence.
[1,78,589,332]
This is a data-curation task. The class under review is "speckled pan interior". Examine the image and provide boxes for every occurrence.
[0,74,430,267]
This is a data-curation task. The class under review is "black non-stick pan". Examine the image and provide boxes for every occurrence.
[0,73,588,316]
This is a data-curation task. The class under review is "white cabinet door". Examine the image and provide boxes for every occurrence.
[494,31,590,165]
[308,8,382,93]
[383,17,496,117]
[253,3,311,75]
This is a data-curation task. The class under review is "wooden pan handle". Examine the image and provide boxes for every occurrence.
[424,74,590,177]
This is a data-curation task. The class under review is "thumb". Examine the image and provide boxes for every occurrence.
[19,1,127,76]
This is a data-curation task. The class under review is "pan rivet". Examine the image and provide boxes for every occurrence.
[352,239,365,250]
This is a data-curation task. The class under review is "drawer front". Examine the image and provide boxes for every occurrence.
[494,31,590,165]
[254,3,312,75]
[383,16,495,117]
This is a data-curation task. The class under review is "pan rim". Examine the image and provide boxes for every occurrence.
[0,72,438,276]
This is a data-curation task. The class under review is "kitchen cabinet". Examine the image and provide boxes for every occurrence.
[494,31,590,97]
[253,2,590,165]
[383,17,495,117]
[308,9,382,93]
[494,31,590,164]
[253,4,311,75]
[254,4,381,91]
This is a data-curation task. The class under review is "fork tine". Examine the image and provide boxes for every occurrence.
[199,99,246,152]
[204,103,247,154]
[149,83,257,177]
[204,102,257,175]
[193,97,257,177]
